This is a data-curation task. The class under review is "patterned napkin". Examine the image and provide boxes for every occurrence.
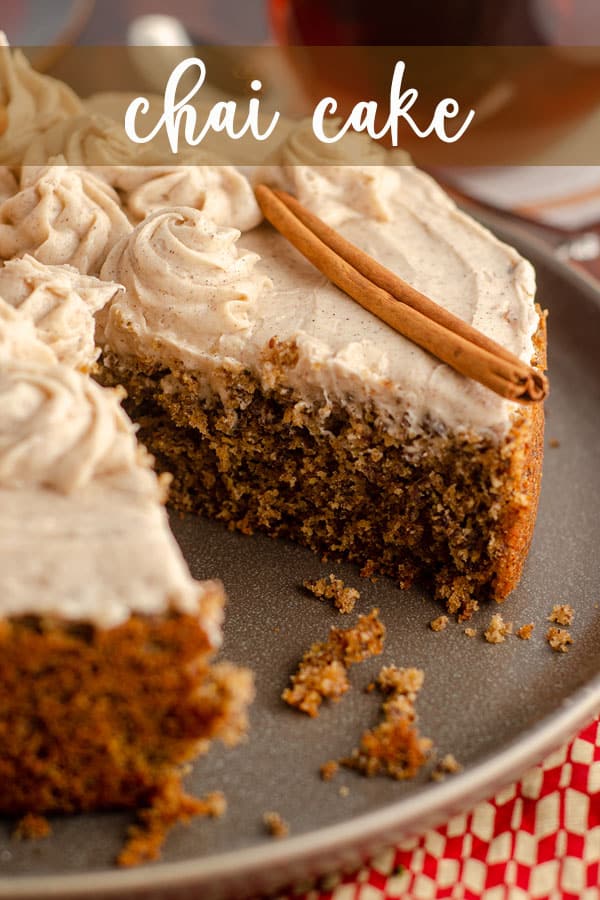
[291,715,600,900]
[442,168,600,231]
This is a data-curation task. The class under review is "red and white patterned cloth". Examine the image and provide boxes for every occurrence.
[298,716,600,900]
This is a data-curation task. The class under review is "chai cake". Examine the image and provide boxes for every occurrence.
[0,265,252,846]
[96,124,546,620]
[0,356,253,820]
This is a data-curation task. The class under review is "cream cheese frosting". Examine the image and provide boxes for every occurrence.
[0,362,146,495]
[0,358,220,630]
[0,299,57,365]
[0,255,123,370]
[0,484,220,628]
[99,164,538,439]
[0,167,17,204]
[21,112,139,171]
[111,164,262,232]
[254,118,411,226]
[0,35,82,166]
[99,207,271,361]
[0,162,132,274]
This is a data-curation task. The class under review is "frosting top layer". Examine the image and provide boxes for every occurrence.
[101,163,538,438]
[0,255,122,370]
[0,483,221,629]
[0,358,219,631]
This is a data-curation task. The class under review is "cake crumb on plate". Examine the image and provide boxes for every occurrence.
[320,760,339,781]
[341,665,431,781]
[12,814,51,841]
[546,627,573,653]
[118,785,226,868]
[430,615,449,632]
[548,604,574,626]
[263,811,289,838]
[484,613,513,644]
[516,623,535,640]
[304,574,360,614]
[430,753,463,782]
[282,610,385,717]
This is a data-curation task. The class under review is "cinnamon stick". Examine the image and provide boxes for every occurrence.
[254,184,548,404]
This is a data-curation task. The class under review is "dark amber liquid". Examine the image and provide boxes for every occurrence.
[270,0,547,46]
[269,0,600,165]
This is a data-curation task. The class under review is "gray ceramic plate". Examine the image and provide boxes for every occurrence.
[1,217,600,900]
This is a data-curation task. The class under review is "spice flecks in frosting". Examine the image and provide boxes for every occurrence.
[0,162,132,274]
[112,164,262,232]
[99,207,271,364]
[0,255,123,370]
[0,363,145,495]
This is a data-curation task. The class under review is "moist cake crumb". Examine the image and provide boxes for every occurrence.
[464,627,477,638]
[430,615,449,632]
[282,610,385,717]
[430,754,463,782]
[548,604,574,626]
[320,760,340,781]
[12,814,51,841]
[549,438,560,448]
[338,786,350,797]
[517,623,535,640]
[484,613,513,644]
[546,627,573,653]
[263,811,289,839]
[304,574,360,614]
[118,785,226,868]
[341,665,431,781]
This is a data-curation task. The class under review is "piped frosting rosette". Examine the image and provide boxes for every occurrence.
[0,255,123,370]
[0,161,132,274]
[21,113,140,171]
[99,207,271,365]
[0,362,150,495]
[111,162,263,232]
[255,118,411,225]
[0,33,82,166]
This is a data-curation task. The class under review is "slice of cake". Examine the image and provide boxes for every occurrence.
[96,144,546,619]
[0,312,253,846]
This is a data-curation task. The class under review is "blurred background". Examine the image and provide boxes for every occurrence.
[3,0,600,46]
[4,0,600,274]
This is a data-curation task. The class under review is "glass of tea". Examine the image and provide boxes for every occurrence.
[268,0,600,166]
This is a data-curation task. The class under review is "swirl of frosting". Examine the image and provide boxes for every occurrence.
[0,363,142,494]
[0,34,82,166]
[21,113,140,171]
[99,207,270,361]
[0,255,123,370]
[0,166,17,204]
[0,162,132,274]
[0,299,57,365]
[255,118,410,224]
[112,164,262,232]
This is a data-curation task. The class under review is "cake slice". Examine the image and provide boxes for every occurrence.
[0,344,253,847]
[96,153,546,619]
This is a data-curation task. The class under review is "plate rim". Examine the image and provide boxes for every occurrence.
[2,217,600,899]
